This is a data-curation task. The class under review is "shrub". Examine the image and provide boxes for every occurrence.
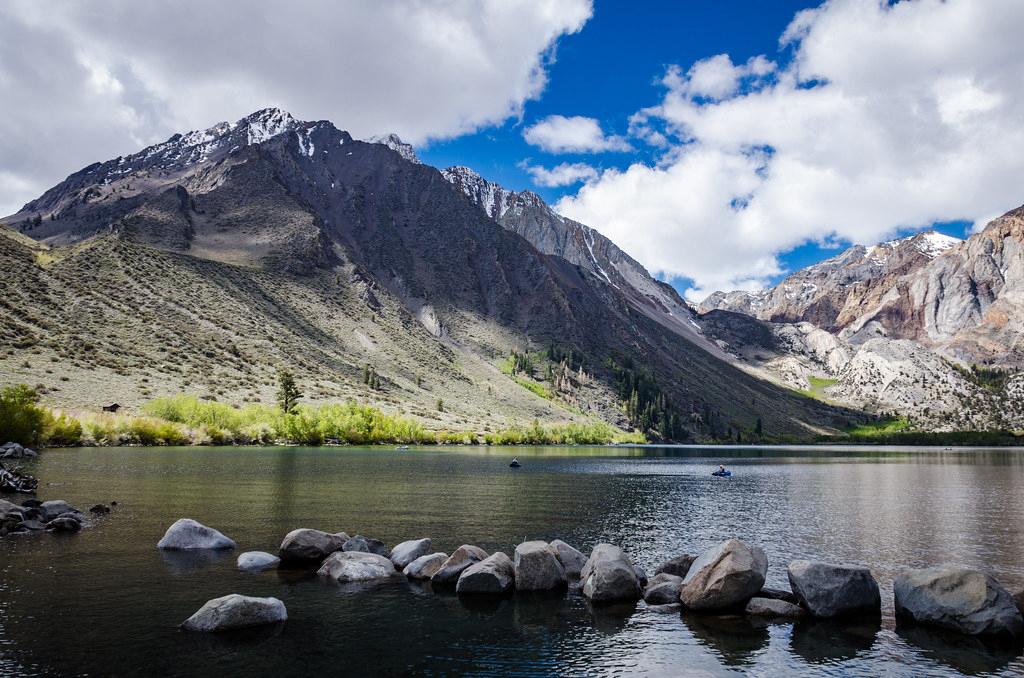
[0,384,47,446]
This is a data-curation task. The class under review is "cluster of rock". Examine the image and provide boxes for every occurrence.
[0,498,106,536]
[157,519,1024,644]
[1,442,38,459]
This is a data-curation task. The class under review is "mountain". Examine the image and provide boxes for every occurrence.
[698,215,1024,430]
[0,108,858,441]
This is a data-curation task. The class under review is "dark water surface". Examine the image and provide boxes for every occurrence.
[2,445,1024,677]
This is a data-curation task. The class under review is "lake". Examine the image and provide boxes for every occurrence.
[2,445,1023,677]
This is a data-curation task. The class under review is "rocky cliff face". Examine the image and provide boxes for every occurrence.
[0,109,858,440]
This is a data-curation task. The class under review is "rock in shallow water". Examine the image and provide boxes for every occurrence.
[680,539,767,611]
[655,553,696,578]
[745,596,805,619]
[237,551,281,572]
[181,594,286,632]
[580,544,641,604]
[38,500,82,523]
[514,541,566,591]
[788,560,880,619]
[894,566,1023,638]
[343,535,389,557]
[318,551,397,582]
[278,529,348,563]
[431,545,489,586]
[457,552,515,595]
[390,538,432,569]
[643,573,683,605]
[550,539,587,578]
[157,518,235,550]
[404,552,449,580]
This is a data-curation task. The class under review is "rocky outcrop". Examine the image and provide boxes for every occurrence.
[237,551,280,572]
[679,539,767,611]
[580,544,641,604]
[317,551,397,582]
[389,538,432,570]
[0,497,89,536]
[549,539,588,578]
[894,566,1024,638]
[180,594,286,632]
[431,545,489,586]
[342,535,388,557]
[643,573,682,605]
[403,552,449,580]
[157,518,235,550]
[456,552,515,595]
[788,561,880,618]
[513,541,567,591]
[0,442,37,459]
[278,529,348,564]
[745,597,805,619]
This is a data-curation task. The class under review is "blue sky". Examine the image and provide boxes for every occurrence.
[418,0,973,296]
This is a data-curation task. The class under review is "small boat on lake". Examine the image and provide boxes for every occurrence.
[396,445,410,450]
[509,458,522,468]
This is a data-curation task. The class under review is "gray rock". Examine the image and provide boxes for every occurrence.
[17,519,45,531]
[431,545,489,586]
[20,499,42,508]
[278,529,348,563]
[390,538,432,569]
[89,504,111,514]
[634,564,649,588]
[788,560,880,618]
[342,535,388,556]
[157,518,235,550]
[656,554,696,577]
[580,544,641,604]
[513,541,566,591]
[550,539,587,578]
[317,551,397,582]
[38,500,82,523]
[644,572,683,605]
[404,552,449,580]
[0,499,25,521]
[237,551,281,572]
[46,516,82,533]
[894,566,1024,638]
[647,602,682,614]
[680,539,767,611]
[758,587,799,604]
[745,597,806,619]
[456,552,515,595]
[181,594,287,632]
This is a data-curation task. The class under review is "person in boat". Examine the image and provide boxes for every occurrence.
[510,457,521,467]
[718,464,726,474]
[712,464,730,476]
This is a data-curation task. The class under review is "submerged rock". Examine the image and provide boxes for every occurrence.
[47,515,82,533]
[431,545,489,586]
[404,552,449,580]
[745,597,806,619]
[181,594,286,632]
[513,541,566,591]
[157,518,235,550]
[38,500,82,523]
[237,551,281,572]
[390,538,432,569]
[317,551,397,582]
[457,552,515,595]
[343,535,389,557]
[788,560,880,618]
[89,504,112,514]
[894,566,1024,638]
[680,539,767,611]
[278,529,348,563]
[643,573,683,605]
[580,544,641,604]
[549,539,587,578]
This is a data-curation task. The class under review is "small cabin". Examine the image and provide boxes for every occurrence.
[101,403,121,413]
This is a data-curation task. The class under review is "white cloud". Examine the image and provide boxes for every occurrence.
[523,162,598,187]
[0,0,592,216]
[523,115,631,153]
[557,0,1024,300]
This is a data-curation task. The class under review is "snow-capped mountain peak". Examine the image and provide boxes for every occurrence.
[366,133,420,164]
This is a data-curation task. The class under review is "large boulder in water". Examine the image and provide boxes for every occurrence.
[680,539,767,611]
[317,551,397,582]
[644,573,683,605]
[181,594,286,631]
[39,500,83,523]
[550,539,587,578]
[514,541,566,591]
[342,535,388,556]
[655,553,696,578]
[788,560,880,618]
[431,545,489,586]
[580,544,641,604]
[157,519,235,550]
[278,529,348,563]
[404,552,449,580]
[237,551,281,572]
[456,552,515,595]
[894,566,1024,638]
[390,538,432,569]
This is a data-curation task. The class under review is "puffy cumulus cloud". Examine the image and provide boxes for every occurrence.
[0,0,592,216]
[558,0,1024,300]
[522,161,598,187]
[523,115,631,153]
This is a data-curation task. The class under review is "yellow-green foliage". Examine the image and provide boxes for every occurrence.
[844,416,911,437]
[483,420,645,445]
[143,394,277,443]
[77,412,190,446]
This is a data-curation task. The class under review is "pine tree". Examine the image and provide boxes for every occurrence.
[276,369,301,414]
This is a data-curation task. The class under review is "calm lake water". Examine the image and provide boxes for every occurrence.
[2,445,1023,677]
